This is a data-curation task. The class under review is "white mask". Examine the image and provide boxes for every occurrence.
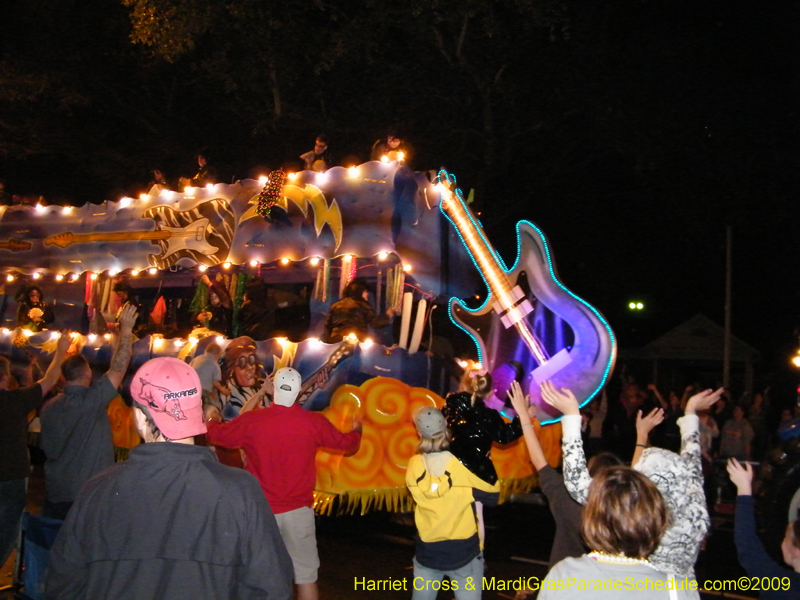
[273,367,302,407]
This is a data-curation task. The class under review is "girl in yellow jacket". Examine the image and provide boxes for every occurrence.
[406,407,501,600]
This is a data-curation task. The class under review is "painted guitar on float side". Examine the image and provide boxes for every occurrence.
[437,172,616,423]
[43,199,236,269]
[0,239,31,252]
[45,220,218,257]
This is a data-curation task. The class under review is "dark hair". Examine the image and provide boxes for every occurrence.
[220,336,259,385]
[342,279,368,300]
[113,281,133,293]
[316,134,329,146]
[582,466,670,559]
[61,355,90,383]
[16,285,44,303]
[587,452,624,477]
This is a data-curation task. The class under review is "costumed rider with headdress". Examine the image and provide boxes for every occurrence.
[16,285,55,332]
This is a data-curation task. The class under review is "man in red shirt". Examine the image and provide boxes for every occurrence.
[207,367,361,600]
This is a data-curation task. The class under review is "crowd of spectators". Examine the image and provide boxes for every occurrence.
[2,301,799,600]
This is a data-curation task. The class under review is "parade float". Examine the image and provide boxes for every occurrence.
[0,161,616,514]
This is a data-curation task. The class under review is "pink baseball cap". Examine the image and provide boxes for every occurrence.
[130,357,206,439]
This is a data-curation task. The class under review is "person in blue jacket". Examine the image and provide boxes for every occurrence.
[727,458,800,599]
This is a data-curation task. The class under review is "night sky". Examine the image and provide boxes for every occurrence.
[1,0,798,391]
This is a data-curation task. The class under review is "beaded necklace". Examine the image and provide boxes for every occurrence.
[588,551,653,567]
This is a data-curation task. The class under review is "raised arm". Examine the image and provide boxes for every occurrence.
[202,274,232,308]
[727,459,797,580]
[239,375,273,415]
[507,381,547,471]
[679,387,723,480]
[38,331,71,395]
[632,407,665,466]
[647,383,667,409]
[541,381,591,504]
[106,304,137,389]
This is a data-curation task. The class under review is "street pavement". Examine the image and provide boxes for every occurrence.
[2,466,760,599]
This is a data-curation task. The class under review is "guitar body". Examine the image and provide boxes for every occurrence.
[449,220,616,423]
[142,199,235,269]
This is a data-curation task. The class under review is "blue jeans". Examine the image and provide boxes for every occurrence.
[412,554,484,600]
[0,478,27,566]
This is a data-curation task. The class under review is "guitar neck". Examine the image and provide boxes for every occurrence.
[441,192,519,306]
[441,188,549,365]
[297,343,353,404]
[68,231,171,244]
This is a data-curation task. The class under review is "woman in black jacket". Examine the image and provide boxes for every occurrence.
[16,285,54,332]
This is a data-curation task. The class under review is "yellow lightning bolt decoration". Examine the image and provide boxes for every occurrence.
[303,185,343,251]
[272,339,298,373]
[240,184,342,251]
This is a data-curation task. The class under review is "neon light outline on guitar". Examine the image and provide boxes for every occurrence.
[436,171,616,424]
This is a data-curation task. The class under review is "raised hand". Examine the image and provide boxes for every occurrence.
[507,380,531,420]
[259,373,274,396]
[636,407,665,439]
[540,380,580,416]
[118,303,138,333]
[685,387,724,413]
[56,330,72,354]
[726,458,754,495]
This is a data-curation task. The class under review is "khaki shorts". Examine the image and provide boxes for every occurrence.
[275,506,319,584]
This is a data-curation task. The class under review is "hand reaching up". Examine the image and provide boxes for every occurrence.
[726,458,754,496]
[636,407,665,439]
[118,303,138,334]
[685,387,724,413]
[56,330,72,354]
[540,380,580,416]
[507,380,531,421]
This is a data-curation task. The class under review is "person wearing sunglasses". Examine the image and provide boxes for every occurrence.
[219,337,265,422]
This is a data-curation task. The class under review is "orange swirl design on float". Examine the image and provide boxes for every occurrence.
[380,422,419,485]
[361,377,409,428]
[408,387,442,415]
[331,385,364,416]
[334,422,383,488]
[313,376,546,514]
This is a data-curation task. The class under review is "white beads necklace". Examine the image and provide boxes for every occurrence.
[588,551,653,567]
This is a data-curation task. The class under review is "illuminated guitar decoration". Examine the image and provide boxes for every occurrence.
[0,239,31,252]
[44,199,235,269]
[437,171,616,423]
[0,238,31,252]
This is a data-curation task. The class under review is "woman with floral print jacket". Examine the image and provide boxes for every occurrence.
[541,381,722,596]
